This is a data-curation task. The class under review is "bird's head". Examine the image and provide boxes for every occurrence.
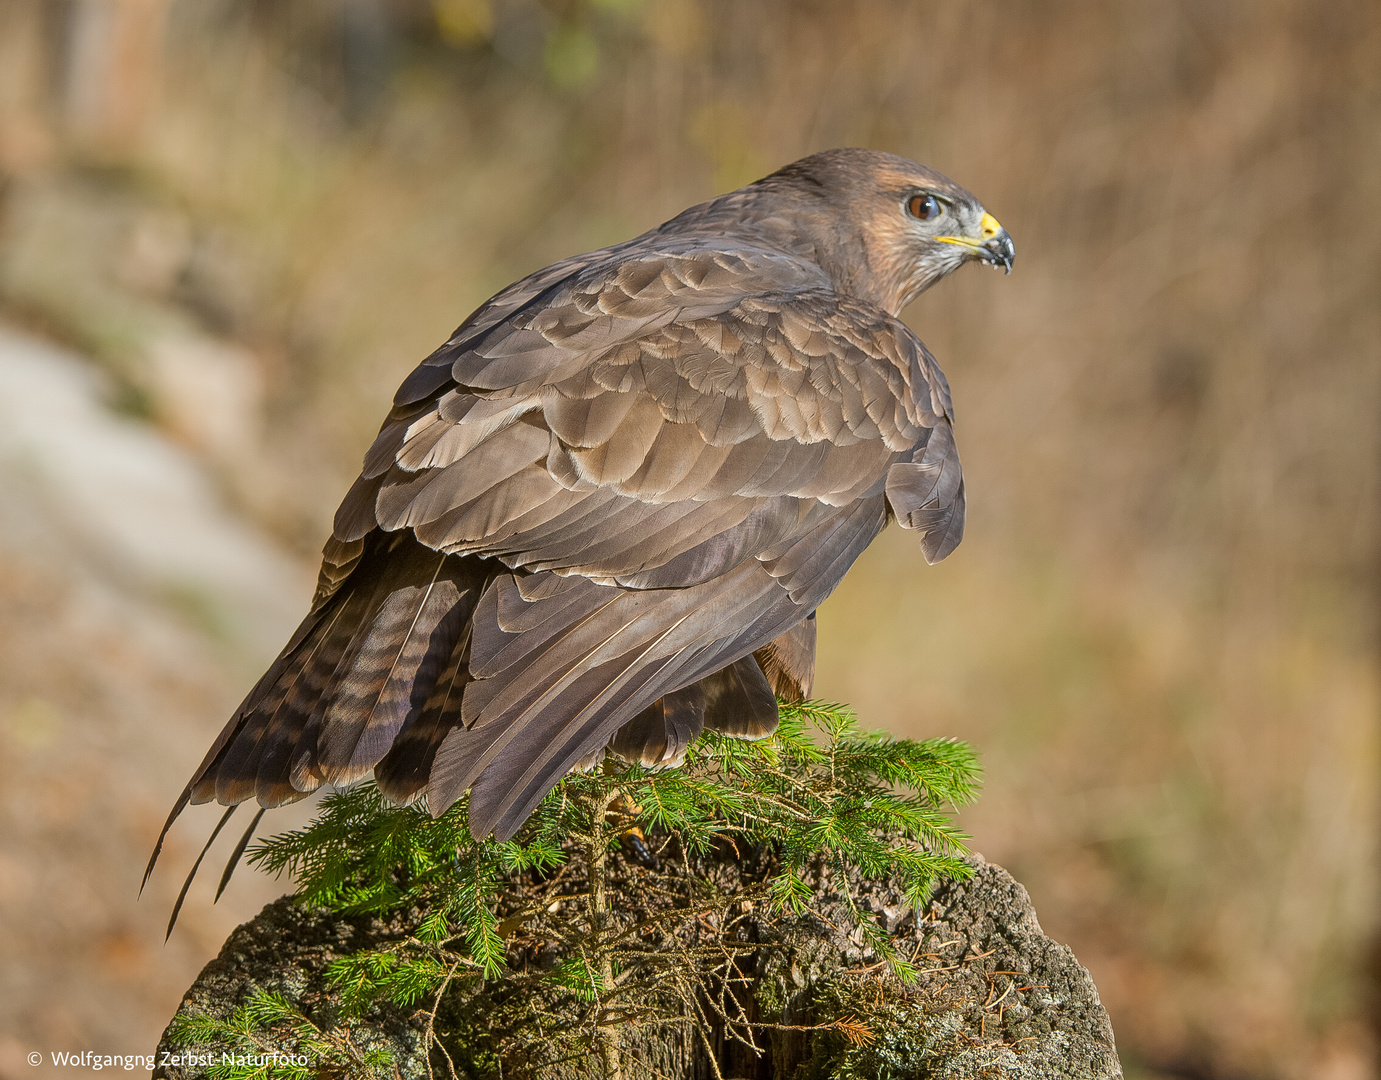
[749,148,1014,316]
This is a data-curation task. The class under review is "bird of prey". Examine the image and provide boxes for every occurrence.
[146,148,1013,905]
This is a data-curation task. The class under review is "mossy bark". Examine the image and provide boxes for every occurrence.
[155,855,1121,1079]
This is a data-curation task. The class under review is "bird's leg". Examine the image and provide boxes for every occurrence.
[611,792,657,868]
[585,783,624,1080]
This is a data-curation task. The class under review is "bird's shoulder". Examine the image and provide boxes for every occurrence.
[394,236,952,432]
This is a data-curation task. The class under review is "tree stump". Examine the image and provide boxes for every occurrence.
[154,854,1121,1079]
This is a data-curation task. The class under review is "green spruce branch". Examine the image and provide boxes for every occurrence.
[165,988,395,1080]
[170,700,980,1079]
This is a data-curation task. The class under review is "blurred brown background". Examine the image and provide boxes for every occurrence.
[0,1,1376,1077]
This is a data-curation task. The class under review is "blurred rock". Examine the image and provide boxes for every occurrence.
[145,328,264,463]
[0,324,298,651]
[0,172,269,470]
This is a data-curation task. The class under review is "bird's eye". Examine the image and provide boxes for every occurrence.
[907,194,942,222]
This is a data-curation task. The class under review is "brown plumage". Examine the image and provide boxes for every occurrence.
[146,148,1013,902]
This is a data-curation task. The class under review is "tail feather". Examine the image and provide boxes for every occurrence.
[374,622,475,805]
[272,572,400,787]
[166,805,237,940]
[315,575,447,779]
[141,786,190,895]
[204,537,462,801]
[753,613,816,702]
[252,714,314,806]
[700,655,779,739]
[209,703,287,806]
[317,559,481,781]
[488,652,710,841]
[433,651,646,821]
[294,553,427,760]
[143,600,340,885]
[215,807,266,902]
[608,683,706,766]
[245,597,360,804]
[205,589,359,805]
[191,583,364,805]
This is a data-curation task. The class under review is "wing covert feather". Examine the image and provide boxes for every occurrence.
[350,244,958,581]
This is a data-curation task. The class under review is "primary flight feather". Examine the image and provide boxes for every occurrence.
[148,148,1013,901]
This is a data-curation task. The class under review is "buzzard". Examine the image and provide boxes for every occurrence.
[147,148,1013,904]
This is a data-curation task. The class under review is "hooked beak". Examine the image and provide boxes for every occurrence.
[937,211,1015,273]
[978,212,1015,273]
